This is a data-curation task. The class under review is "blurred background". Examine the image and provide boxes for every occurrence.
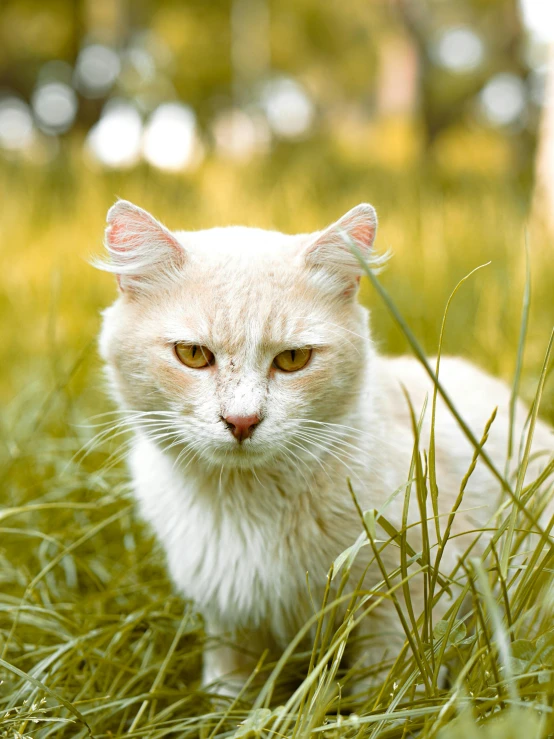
[0,6,553,729]
[1,0,553,418]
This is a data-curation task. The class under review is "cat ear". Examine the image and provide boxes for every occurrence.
[304,203,378,294]
[100,200,185,292]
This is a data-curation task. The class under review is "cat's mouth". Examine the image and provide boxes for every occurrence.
[204,437,277,468]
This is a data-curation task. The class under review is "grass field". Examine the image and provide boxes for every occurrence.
[1,157,553,738]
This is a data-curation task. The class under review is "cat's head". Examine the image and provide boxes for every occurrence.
[97,201,381,469]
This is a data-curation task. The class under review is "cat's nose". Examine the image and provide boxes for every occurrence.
[222,414,261,442]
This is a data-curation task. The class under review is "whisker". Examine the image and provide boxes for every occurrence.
[83,409,182,423]
[294,427,370,457]
[172,445,193,473]
[294,431,362,467]
[315,322,362,356]
[294,431,363,483]
[251,465,270,492]
[293,418,384,441]
[75,420,178,459]
[180,448,200,473]
[284,438,333,481]
[319,320,369,343]
[276,441,315,490]
[218,453,228,496]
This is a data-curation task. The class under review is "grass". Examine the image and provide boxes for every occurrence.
[1,156,554,737]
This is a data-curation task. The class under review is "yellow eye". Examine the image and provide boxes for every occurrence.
[175,343,214,369]
[273,348,312,372]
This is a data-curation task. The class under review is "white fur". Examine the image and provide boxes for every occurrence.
[97,201,554,693]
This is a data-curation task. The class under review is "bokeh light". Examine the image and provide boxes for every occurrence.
[142,103,199,171]
[260,77,315,139]
[31,82,78,133]
[124,47,157,85]
[212,108,270,161]
[0,97,35,151]
[75,45,121,98]
[86,100,142,169]
[520,0,554,43]
[480,73,527,127]
[435,26,484,74]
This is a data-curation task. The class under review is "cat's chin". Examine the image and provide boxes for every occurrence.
[199,443,279,470]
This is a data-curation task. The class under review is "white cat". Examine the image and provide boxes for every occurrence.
[97,200,553,694]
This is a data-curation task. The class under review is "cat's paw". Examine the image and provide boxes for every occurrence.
[202,656,250,700]
[202,665,251,700]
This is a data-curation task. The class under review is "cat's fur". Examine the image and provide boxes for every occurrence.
[97,200,553,694]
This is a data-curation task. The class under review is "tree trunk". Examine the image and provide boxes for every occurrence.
[532,43,554,233]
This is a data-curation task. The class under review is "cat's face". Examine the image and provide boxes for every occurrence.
[98,201,379,469]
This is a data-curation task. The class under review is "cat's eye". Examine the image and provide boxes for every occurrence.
[175,343,215,369]
[273,348,312,372]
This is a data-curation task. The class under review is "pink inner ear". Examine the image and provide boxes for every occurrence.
[348,218,375,247]
[107,208,180,254]
[342,275,361,298]
[107,221,132,252]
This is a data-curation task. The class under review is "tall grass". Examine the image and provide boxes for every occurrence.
[1,159,553,737]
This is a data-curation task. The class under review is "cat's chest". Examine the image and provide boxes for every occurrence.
[169,489,334,631]
[130,443,346,637]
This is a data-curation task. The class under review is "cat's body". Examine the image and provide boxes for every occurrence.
[98,200,553,693]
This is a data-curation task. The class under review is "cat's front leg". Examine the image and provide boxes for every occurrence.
[202,618,278,698]
[202,641,256,698]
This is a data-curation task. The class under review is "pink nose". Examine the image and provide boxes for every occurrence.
[223,414,261,442]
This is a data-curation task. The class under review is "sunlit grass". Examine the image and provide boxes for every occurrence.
[1,157,553,737]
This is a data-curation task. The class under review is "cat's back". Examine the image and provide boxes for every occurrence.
[375,355,553,513]
[379,354,519,430]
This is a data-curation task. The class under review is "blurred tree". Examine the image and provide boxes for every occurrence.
[532,45,554,233]
[0,0,76,94]
[0,0,542,182]
[391,0,530,147]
